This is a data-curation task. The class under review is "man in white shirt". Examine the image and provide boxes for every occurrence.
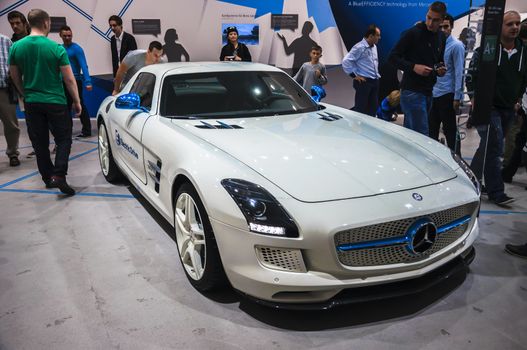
[342,24,381,116]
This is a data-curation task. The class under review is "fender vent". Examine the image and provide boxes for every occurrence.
[105,101,114,113]
[318,112,343,121]
[195,121,243,129]
[147,160,162,193]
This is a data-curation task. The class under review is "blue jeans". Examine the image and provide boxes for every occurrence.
[470,108,514,200]
[400,90,432,136]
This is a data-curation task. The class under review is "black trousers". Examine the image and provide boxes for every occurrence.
[502,108,527,180]
[430,93,459,154]
[65,80,91,135]
[353,78,379,117]
[25,103,72,182]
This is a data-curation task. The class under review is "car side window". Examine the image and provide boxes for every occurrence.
[129,72,156,110]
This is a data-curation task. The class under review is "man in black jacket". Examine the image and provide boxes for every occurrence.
[467,11,527,206]
[388,1,447,136]
[109,15,137,77]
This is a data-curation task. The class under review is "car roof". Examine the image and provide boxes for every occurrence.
[140,61,284,76]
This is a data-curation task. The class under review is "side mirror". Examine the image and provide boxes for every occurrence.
[115,93,141,110]
[310,85,326,103]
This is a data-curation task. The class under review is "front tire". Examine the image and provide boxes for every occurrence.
[98,122,122,183]
[174,183,227,291]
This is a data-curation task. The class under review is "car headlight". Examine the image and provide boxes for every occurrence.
[221,179,299,238]
[451,152,480,195]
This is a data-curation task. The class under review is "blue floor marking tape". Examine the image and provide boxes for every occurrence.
[0,146,133,199]
[480,210,527,215]
[75,139,99,145]
[0,188,134,198]
[0,171,40,189]
[0,148,97,188]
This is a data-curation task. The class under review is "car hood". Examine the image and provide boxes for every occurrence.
[174,112,456,202]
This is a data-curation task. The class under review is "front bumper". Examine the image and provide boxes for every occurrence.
[210,214,479,304]
[242,246,475,310]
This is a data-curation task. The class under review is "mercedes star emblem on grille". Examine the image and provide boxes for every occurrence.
[407,218,437,255]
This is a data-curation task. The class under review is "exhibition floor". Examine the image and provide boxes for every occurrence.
[0,92,526,348]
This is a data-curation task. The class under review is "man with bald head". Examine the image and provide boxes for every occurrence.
[467,10,527,206]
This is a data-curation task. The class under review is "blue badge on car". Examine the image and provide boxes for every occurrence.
[115,130,139,159]
[412,193,423,201]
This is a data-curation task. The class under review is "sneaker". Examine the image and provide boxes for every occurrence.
[492,195,515,206]
[76,133,91,138]
[27,151,35,158]
[9,156,20,166]
[48,176,75,195]
[504,244,527,259]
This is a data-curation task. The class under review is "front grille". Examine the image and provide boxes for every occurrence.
[335,202,478,267]
[256,246,307,273]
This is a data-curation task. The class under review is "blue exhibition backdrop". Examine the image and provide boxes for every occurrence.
[329,0,486,62]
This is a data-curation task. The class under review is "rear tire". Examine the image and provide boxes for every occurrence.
[98,122,122,183]
[174,183,227,291]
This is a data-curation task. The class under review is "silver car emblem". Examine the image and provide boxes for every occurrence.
[412,193,423,201]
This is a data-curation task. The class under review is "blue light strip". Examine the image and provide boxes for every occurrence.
[337,215,472,252]
[338,236,409,251]
[436,215,471,234]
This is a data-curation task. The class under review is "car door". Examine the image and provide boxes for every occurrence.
[112,72,156,184]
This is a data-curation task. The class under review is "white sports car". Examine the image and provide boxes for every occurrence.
[97,62,480,308]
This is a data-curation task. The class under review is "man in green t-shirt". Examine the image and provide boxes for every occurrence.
[9,9,81,195]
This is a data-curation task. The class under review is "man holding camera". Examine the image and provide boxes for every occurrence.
[389,1,447,135]
[430,14,465,153]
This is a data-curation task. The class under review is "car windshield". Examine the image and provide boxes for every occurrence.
[159,70,319,118]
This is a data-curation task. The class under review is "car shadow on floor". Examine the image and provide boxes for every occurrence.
[126,182,470,330]
[237,268,468,331]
